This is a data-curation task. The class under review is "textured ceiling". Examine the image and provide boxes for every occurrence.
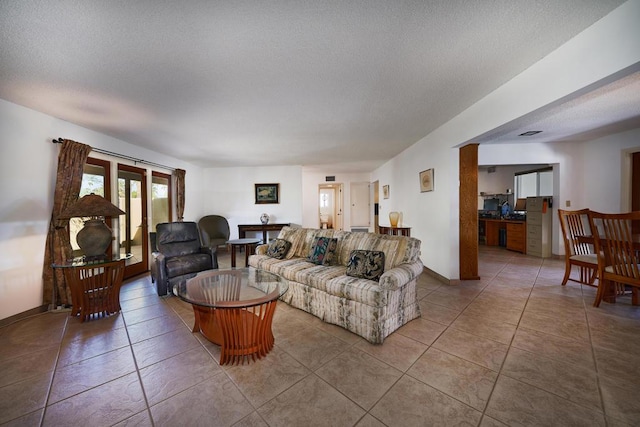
[0,0,631,171]
[473,71,640,146]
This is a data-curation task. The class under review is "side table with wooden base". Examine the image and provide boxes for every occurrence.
[53,255,130,322]
[378,226,411,236]
[226,238,262,267]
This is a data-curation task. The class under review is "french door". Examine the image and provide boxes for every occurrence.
[118,164,148,278]
[73,158,113,257]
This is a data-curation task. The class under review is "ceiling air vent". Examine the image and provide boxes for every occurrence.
[519,130,542,136]
[487,166,496,173]
[325,176,335,182]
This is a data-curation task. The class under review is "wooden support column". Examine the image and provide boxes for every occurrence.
[459,144,480,280]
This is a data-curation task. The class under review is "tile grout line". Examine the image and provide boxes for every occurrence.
[474,252,538,426]
[40,313,70,427]
[119,296,157,427]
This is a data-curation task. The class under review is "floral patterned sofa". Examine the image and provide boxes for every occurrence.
[248,226,423,344]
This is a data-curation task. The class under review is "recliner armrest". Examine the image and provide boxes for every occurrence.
[200,246,219,269]
[154,252,169,296]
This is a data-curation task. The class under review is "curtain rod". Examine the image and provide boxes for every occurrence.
[52,138,176,171]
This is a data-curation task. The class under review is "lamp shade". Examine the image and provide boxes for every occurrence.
[59,194,125,219]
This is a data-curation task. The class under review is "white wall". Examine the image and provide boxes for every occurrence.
[2,0,639,319]
[0,99,203,320]
[200,166,303,240]
[479,128,640,256]
[372,0,640,279]
[583,128,640,213]
[301,168,371,231]
[199,166,371,238]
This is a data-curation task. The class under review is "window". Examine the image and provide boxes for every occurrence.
[514,167,553,200]
[151,171,172,232]
[71,158,110,254]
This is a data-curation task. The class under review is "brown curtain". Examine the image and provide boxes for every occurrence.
[42,139,92,306]
[175,168,186,221]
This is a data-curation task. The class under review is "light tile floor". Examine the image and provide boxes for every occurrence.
[2,247,640,426]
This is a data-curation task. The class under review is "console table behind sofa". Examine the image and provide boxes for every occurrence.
[238,223,290,243]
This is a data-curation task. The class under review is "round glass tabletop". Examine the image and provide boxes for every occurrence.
[173,267,288,309]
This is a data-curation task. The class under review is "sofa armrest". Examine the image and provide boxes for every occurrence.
[378,260,424,290]
[255,244,269,255]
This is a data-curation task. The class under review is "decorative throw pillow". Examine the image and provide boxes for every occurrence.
[308,237,338,265]
[266,239,292,259]
[346,250,385,281]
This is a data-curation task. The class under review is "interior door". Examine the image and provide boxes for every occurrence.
[350,182,370,228]
[117,164,148,278]
[318,183,344,231]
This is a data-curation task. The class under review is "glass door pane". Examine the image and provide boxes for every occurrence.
[152,172,171,232]
[117,165,148,278]
[72,158,111,257]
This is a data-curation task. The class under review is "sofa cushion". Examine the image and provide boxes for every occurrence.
[346,250,385,281]
[325,275,388,306]
[266,238,292,259]
[278,227,337,259]
[308,237,338,265]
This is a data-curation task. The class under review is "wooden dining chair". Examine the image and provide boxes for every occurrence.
[557,209,598,287]
[588,210,640,307]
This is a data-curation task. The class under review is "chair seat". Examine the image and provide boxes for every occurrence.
[604,264,640,274]
[570,253,598,264]
[166,254,213,278]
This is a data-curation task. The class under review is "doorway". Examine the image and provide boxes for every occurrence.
[318,183,343,231]
[350,182,370,230]
[373,181,379,232]
[118,164,148,278]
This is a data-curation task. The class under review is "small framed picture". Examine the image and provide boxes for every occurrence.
[255,183,279,204]
[419,169,434,192]
[383,185,389,199]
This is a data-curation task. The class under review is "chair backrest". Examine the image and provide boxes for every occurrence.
[156,222,203,257]
[558,208,593,256]
[588,210,640,281]
[198,215,230,246]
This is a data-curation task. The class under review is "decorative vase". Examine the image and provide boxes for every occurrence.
[389,211,400,227]
[77,219,112,258]
[260,213,269,224]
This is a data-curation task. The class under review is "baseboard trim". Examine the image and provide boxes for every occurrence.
[0,305,49,328]
[422,266,451,285]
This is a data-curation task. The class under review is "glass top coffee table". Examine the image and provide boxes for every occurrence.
[173,268,288,365]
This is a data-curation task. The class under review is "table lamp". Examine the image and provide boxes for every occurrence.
[59,193,126,259]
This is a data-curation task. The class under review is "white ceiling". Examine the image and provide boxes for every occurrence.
[0,0,635,171]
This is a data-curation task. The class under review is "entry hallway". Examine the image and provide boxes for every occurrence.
[1,247,639,426]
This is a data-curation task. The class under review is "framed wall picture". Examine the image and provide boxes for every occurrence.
[419,169,434,192]
[255,183,279,204]
[383,185,389,199]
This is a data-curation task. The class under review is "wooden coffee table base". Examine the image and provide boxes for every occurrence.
[191,299,278,365]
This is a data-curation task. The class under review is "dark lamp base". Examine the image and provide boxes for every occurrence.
[77,219,112,258]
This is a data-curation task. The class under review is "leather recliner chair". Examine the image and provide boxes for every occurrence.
[153,221,218,296]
